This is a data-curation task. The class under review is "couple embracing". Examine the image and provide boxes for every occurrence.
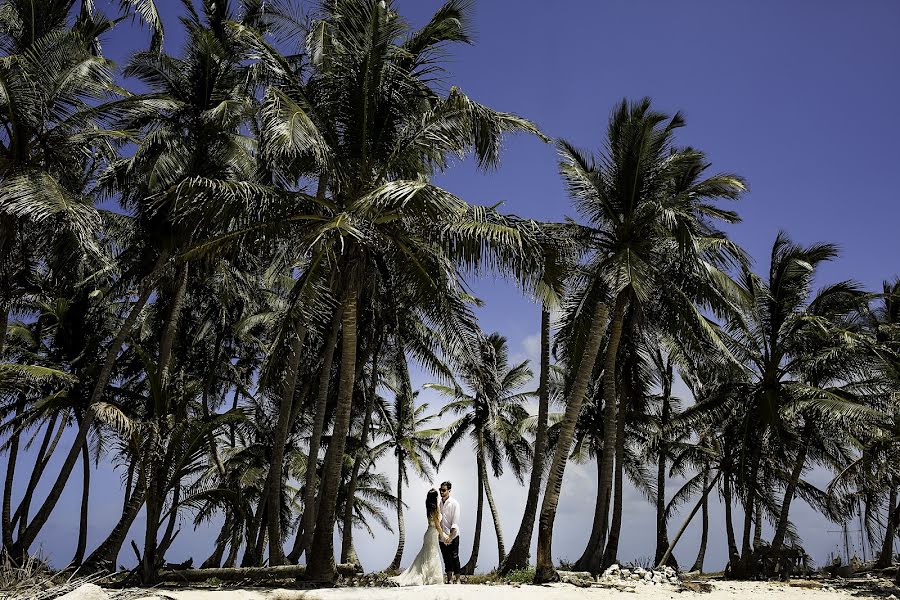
[390,481,462,586]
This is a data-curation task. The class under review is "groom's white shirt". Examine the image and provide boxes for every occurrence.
[439,496,460,541]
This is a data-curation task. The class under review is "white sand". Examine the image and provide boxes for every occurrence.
[126,580,866,600]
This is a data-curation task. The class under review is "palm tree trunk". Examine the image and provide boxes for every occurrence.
[654,389,672,566]
[574,456,605,570]
[241,497,265,567]
[253,501,268,566]
[877,485,898,568]
[656,471,721,568]
[72,429,91,566]
[753,503,763,549]
[13,253,168,559]
[770,436,810,552]
[290,309,341,564]
[463,450,485,575]
[723,473,739,570]
[388,456,405,571]
[202,511,232,570]
[341,342,380,566]
[736,445,761,577]
[576,294,628,575]
[500,309,550,574]
[82,455,148,572]
[11,414,60,537]
[534,301,609,584]
[2,402,23,551]
[0,305,8,359]
[141,452,162,582]
[267,319,308,566]
[602,381,628,569]
[158,262,189,387]
[307,284,359,582]
[691,467,710,573]
[480,436,505,566]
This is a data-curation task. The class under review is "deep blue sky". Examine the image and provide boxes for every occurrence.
[18,0,900,573]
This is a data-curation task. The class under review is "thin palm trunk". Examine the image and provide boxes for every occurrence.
[241,497,265,567]
[463,450,485,575]
[753,503,763,549]
[13,252,168,559]
[576,294,628,575]
[602,380,628,569]
[2,402,22,550]
[656,470,721,568]
[307,284,359,581]
[574,456,605,570]
[724,473,740,570]
[72,430,91,566]
[141,443,162,582]
[500,309,550,574]
[388,455,405,571]
[290,309,341,564]
[341,343,380,566]
[267,319,308,565]
[12,414,60,536]
[654,385,672,566]
[877,485,898,568]
[736,445,761,577]
[202,511,233,569]
[481,438,505,566]
[771,436,810,552]
[691,467,710,573]
[82,455,147,571]
[534,301,609,583]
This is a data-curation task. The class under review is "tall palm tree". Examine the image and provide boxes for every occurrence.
[535,97,746,581]
[371,355,439,573]
[430,333,533,572]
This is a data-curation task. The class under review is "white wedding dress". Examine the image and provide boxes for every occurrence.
[390,519,444,586]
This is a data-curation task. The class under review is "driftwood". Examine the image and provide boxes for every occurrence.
[156,563,359,583]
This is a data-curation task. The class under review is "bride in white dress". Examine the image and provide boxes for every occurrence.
[390,489,445,586]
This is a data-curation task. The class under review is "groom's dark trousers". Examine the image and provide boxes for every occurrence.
[440,536,460,573]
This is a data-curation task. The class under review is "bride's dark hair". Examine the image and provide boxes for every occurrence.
[426,489,439,519]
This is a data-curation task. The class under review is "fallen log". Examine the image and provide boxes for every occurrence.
[156,563,359,583]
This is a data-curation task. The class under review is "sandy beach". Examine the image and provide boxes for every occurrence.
[117,580,887,600]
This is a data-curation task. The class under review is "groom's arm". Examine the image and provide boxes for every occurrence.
[449,501,460,539]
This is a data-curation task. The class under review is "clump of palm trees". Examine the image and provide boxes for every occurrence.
[1,0,898,587]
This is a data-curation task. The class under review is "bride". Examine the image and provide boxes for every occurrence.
[390,489,445,586]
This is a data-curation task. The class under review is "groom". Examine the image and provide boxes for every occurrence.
[438,481,461,584]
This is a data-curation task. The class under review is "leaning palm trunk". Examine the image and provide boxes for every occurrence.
[72,432,91,566]
[307,284,360,582]
[267,319,308,565]
[82,456,148,571]
[656,470,721,568]
[574,457,606,570]
[499,309,551,574]
[601,384,628,569]
[2,402,22,550]
[341,344,380,566]
[463,450,486,575]
[770,437,810,553]
[535,301,609,583]
[736,445,762,577]
[12,252,168,560]
[691,467,710,573]
[753,503,763,549]
[877,485,898,568]
[12,413,63,536]
[388,456,406,571]
[480,436,505,565]
[290,309,341,564]
[202,512,234,569]
[575,295,628,575]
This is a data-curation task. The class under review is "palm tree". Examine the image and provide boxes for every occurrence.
[372,378,439,572]
[430,333,533,572]
[536,97,746,581]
